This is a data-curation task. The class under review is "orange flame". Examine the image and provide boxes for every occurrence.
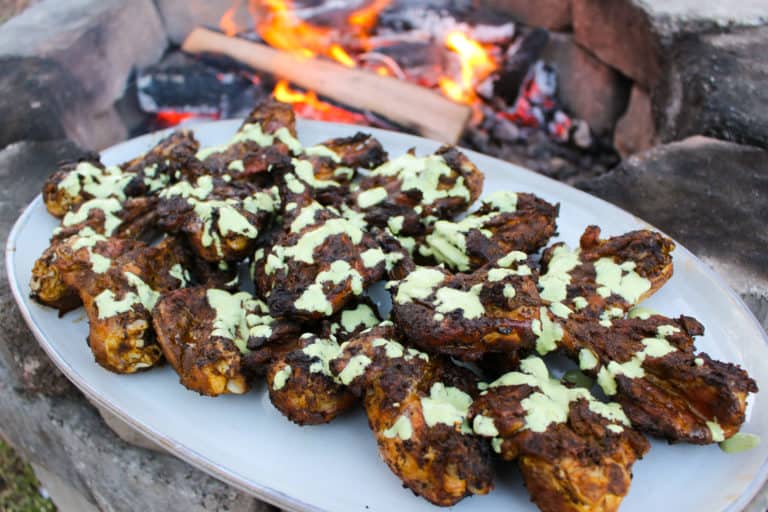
[329,44,357,68]
[220,1,243,36]
[273,80,368,124]
[219,0,389,67]
[257,0,333,59]
[218,1,392,125]
[349,0,391,33]
[439,31,497,105]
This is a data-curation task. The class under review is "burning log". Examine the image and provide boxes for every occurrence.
[181,27,471,143]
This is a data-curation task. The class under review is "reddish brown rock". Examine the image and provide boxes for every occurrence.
[614,85,656,157]
[541,33,630,136]
[572,0,661,88]
[482,0,572,30]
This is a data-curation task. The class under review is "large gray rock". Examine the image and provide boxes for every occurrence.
[572,0,768,88]
[654,25,768,150]
[577,136,768,329]
[481,0,572,30]
[155,0,236,44]
[541,32,630,136]
[0,0,167,111]
[0,0,167,150]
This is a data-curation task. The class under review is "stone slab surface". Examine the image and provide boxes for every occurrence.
[613,85,656,158]
[654,25,768,151]
[0,0,167,150]
[577,136,768,330]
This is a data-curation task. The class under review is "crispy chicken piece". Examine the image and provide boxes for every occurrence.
[30,229,147,314]
[306,132,387,183]
[52,196,160,241]
[328,323,494,506]
[263,299,381,424]
[267,135,384,209]
[318,297,382,342]
[197,99,298,174]
[121,129,200,179]
[54,236,190,373]
[535,227,757,443]
[43,130,199,217]
[152,286,300,396]
[389,253,542,361]
[470,356,649,512]
[31,228,241,315]
[422,191,559,272]
[351,146,484,238]
[254,200,402,320]
[538,225,675,320]
[558,314,758,444]
[265,333,358,425]
[157,175,278,262]
[30,243,86,314]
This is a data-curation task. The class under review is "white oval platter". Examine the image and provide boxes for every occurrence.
[6,119,768,512]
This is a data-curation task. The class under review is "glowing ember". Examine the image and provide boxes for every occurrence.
[155,111,218,128]
[438,31,497,105]
[273,80,368,125]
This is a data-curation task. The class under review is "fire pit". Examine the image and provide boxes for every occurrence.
[137,0,621,183]
[0,1,767,511]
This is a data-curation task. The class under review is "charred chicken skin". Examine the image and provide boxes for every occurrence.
[197,99,298,173]
[263,299,380,425]
[254,199,403,320]
[43,130,199,218]
[50,235,190,373]
[51,196,160,242]
[351,146,485,239]
[156,175,278,263]
[389,252,542,361]
[152,286,299,396]
[422,191,559,272]
[265,333,358,425]
[558,314,757,444]
[306,132,388,184]
[470,356,649,512]
[537,225,675,320]
[329,323,494,506]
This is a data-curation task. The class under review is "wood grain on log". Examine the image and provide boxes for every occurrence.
[182,27,471,143]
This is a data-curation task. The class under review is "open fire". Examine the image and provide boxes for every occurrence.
[213,0,503,125]
[135,0,618,184]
